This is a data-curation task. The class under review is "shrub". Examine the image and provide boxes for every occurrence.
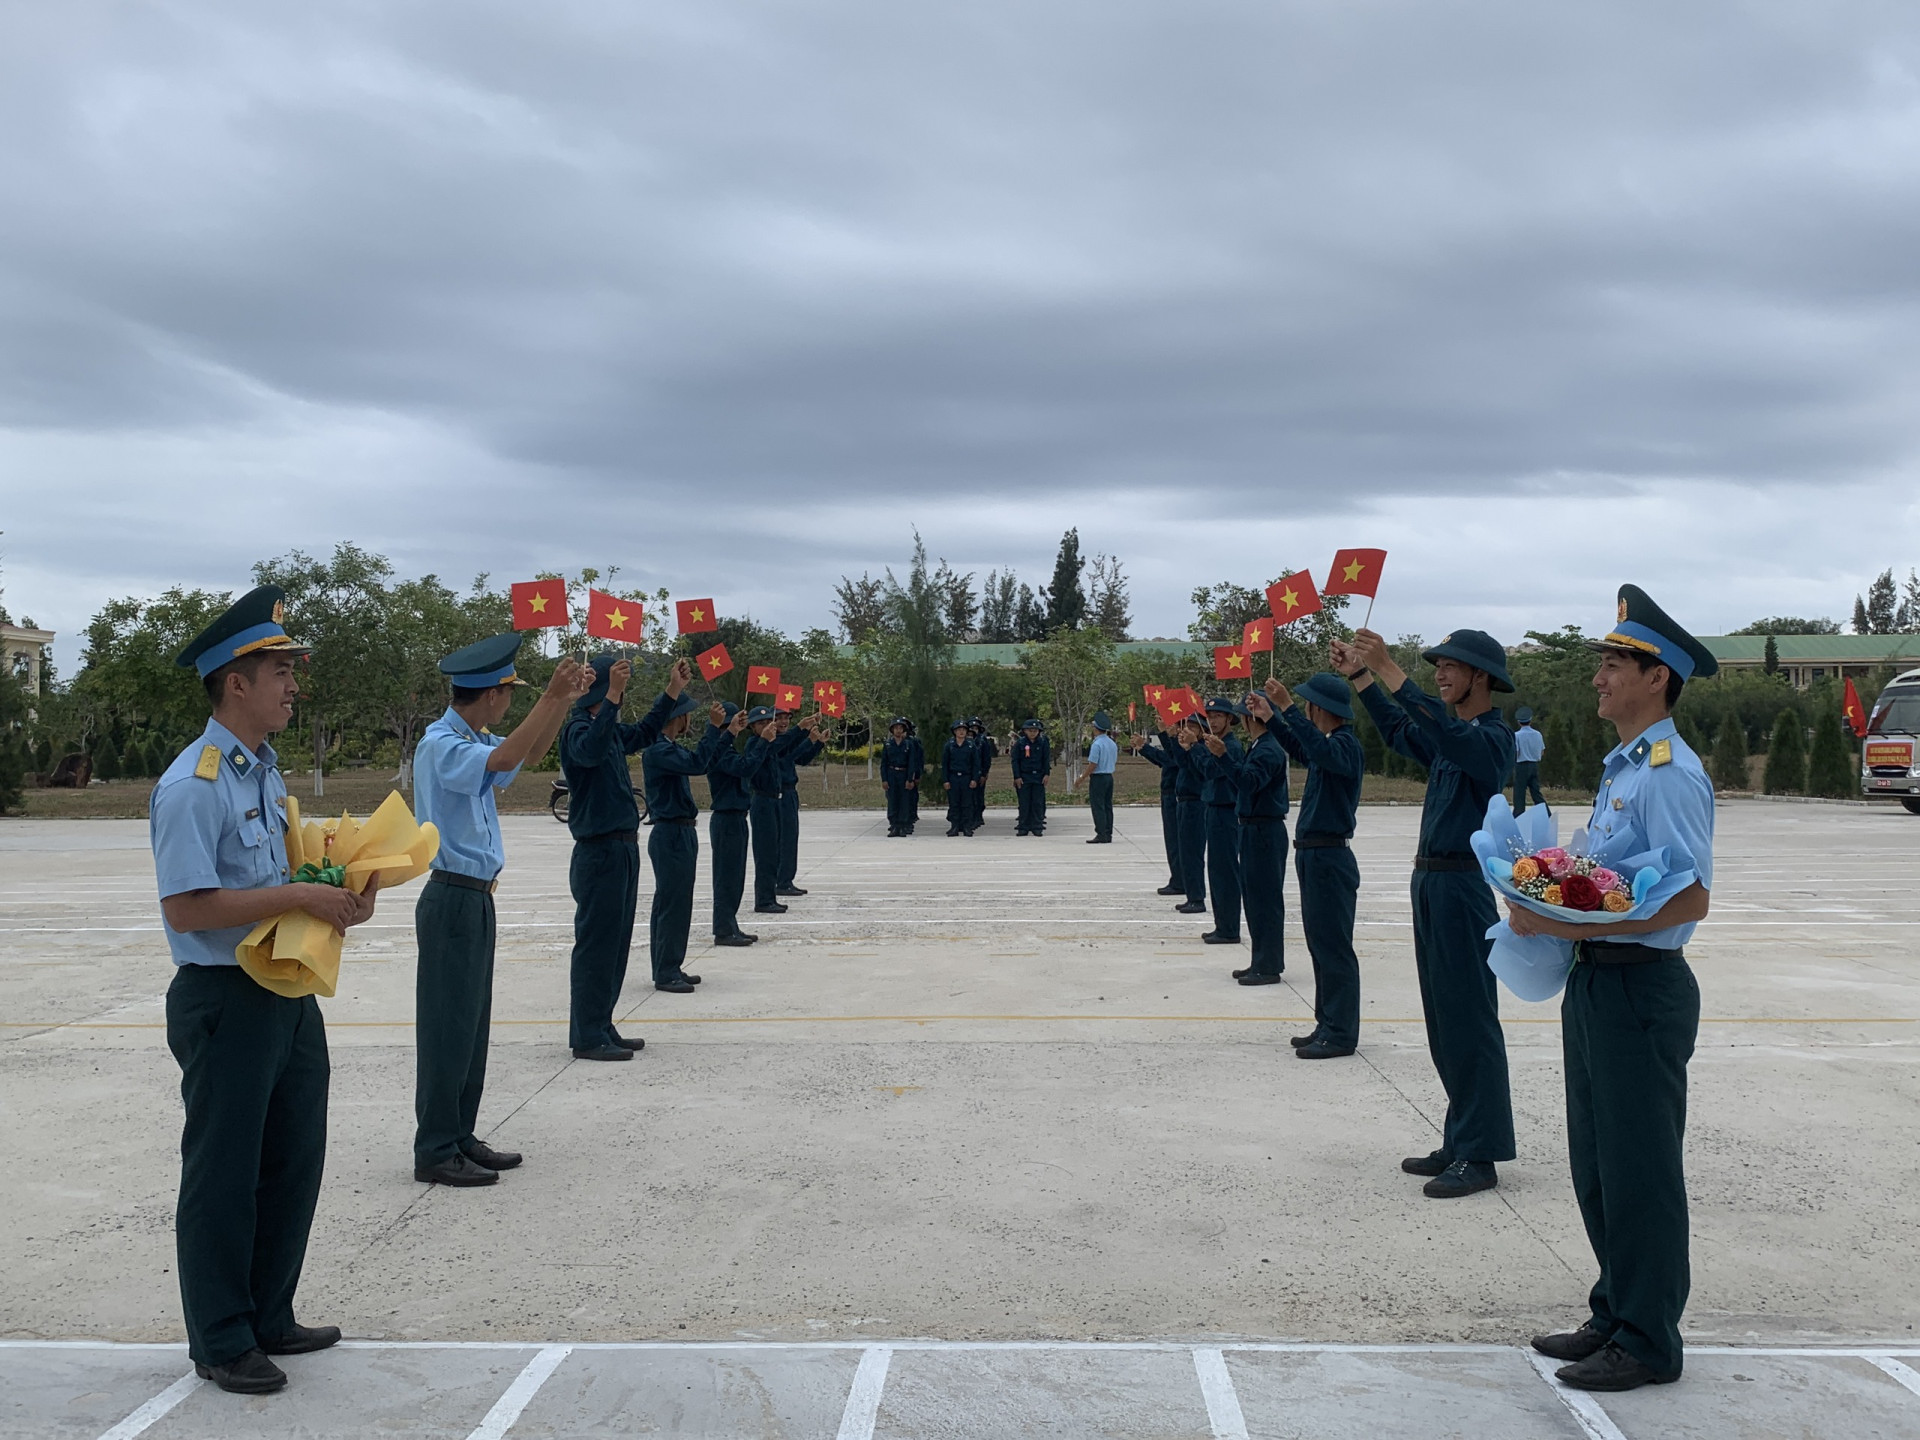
[1710,719,1748,793]
[1805,705,1853,799]
[1763,709,1806,794]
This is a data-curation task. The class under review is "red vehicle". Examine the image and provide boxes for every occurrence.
[1863,667,1920,814]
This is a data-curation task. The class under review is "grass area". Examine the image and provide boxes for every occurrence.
[10,754,1599,821]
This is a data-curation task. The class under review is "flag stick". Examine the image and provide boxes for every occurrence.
[1363,594,1376,630]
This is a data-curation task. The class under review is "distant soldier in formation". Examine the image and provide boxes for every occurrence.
[1511,706,1548,815]
[772,712,826,897]
[152,585,378,1393]
[1171,711,1209,915]
[969,717,998,830]
[881,717,917,837]
[1333,627,1516,1199]
[1212,690,1285,983]
[703,700,764,946]
[942,719,980,836]
[745,707,789,913]
[1078,712,1118,843]
[1136,724,1185,896]
[640,689,729,995]
[414,634,590,1183]
[1265,673,1365,1058]
[1011,717,1051,836]
[1198,697,1245,945]
[903,719,926,833]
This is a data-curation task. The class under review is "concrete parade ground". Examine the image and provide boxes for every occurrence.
[2,800,1918,1438]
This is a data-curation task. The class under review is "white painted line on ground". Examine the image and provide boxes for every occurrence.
[464,1344,571,1440]
[94,1371,199,1440]
[834,1346,892,1440]
[1866,1355,1920,1398]
[1526,1352,1629,1440]
[1192,1347,1250,1440]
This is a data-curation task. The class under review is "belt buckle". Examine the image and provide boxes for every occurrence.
[489,878,500,895]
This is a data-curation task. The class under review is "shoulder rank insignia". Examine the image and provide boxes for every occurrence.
[227,745,252,776]
[193,745,222,781]
[1650,739,1673,767]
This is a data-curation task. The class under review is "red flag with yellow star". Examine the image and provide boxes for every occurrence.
[1323,549,1386,598]
[1266,571,1324,625]
[510,578,568,630]
[584,589,641,643]
[1242,616,1274,654]
[745,664,781,695]
[1161,687,1201,724]
[695,642,733,680]
[676,598,719,634]
[1214,646,1251,681]
[820,692,846,718]
[1844,677,1868,738]
[813,680,843,703]
[775,682,804,712]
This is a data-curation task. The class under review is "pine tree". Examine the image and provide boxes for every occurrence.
[1763,634,1779,677]
[1865,569,1898,634]
[92,735,121,782]
[1042,528,1087,633]
[1805,705,1853,798]
[1710,718,1748,793]
[1763,709,1806,794]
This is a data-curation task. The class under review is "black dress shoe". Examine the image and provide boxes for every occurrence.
[1157,884,1183,896]
[572,1043,634,1060]
[777,886,808,896]
[1556,1343,1679,1391]
[754,902,788,913]
[675,972,702,985]
[1174,901,1206,914]
[1202,932,1242,945]
[1296,1039,1355,1059]
[1237,973,1281,986]
[195,1349,287,1394]
[1423,1159,1498,1198]
[946,828,960,837]
[715,933,754,947]
[1290,1031,1320,1047]
[611,1035,645,1052]
[462,1141,522,1170]
[414,1154,499,1186]
[653,979,696,994]
[738,932,759,943]
[1531,1323,1612,1363]
[258,1324,341,1356]
[1401,1149,1450,1177]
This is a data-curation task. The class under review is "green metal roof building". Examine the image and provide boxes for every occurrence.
[1699,634,1920,690]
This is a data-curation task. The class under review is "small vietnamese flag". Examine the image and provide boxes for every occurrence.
[585,588,641,643]
[1143,682,1167,707]
[1323,549,1387,598]
[1127,701,1137,725]
[695,642,733,679]
[775,682,804,711]
[1267,571,1324,625]
[821,693,845,717]
[813,680,843,703]
[1843,677,1868,738]
[746,664,781,695]
[510,578,568,630]
[1242,616,1274,654]
[676,598,719,634]
[1163,687,1198,722]
[1214,646,1251,680]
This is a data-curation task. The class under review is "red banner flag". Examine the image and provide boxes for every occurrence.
[1162,687,1201,723]
[745,664,781,695]
[820,693,845,717]
[1214,645,1252,680]
[1242,616,1274,654]
[510,578,568,630]
[694,642,733,679]
[1323,548,1387,598]
[676,598,719,634]
[1843,677,1868,738]
[584,588,642,643]
[1127,702,1137,725]
[1267,571,1324,625]
[813,680,843,702]
[775,682,804,712]
[1143,682,1167,707]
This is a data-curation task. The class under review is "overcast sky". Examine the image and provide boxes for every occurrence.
[4,0,1919,672]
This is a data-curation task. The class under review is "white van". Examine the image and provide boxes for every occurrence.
[1863,667,1920,813]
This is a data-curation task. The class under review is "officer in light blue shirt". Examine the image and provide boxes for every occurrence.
[1511,707,1548,814]
[151,585,376,1394]
[410,635,589,1188]
[1075,712,1119,843]
[1509,585,1717,1394]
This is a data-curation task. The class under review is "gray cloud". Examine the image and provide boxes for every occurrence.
[4,0,1919,667]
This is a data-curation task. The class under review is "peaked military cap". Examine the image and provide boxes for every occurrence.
[577,652,620,709]
[1421,629,1514,692]
[1090,711,1113,732]
[1515,706,1534,724]
[1294,672,1353,721]
[175,584,310,678]
[744,705,777,725]
[440,633,530,688]
[1589,584,1719,681]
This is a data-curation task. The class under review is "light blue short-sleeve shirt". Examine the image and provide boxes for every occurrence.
[150,720,291,967]
[414,707,521,880]
[1587,717,1715,951]
[1088,733,1119,775]
[1514,726,1545,763]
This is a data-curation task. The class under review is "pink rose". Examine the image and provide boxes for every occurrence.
[1591,868,1621,893]
[1534,847,1569,871]
[1547,854,1575,880]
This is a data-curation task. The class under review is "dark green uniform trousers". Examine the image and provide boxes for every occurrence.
[415,878,495,1169]
[1238,819,1288,974]
[1015,782,1047,834]
[1204,804,1242,938]
[884,782,911,832]
[709,810,750,937]
[1159,793,1182,890]
[1410,868,1515,1162]
[1563,955,1700,1379]
[777,789,802,888]
[648,820,698,982]
[906,776,921,829]
[750,794,782,907]
[1177,797,1207,906]
[1297,845,1361,1047]
[972,765,991,826]
[166,964,328,1367]
[1511,762,1545,814]
[568,832,639,1051]
[1088,772,1114,840]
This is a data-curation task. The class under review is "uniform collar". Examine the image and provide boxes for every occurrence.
[1605,716,1677,769]
[204,717,277,772]
[442,706,485,743]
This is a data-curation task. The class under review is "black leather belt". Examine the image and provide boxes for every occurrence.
[1413,854,1476,872]
[1238,814,1287,825]
[1295,835,1349,849]
[429,870,498,894]
[1576,940,1683,965]
[1177,794,1203,802]
[655,816,697,828]
[579,828,639,843]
